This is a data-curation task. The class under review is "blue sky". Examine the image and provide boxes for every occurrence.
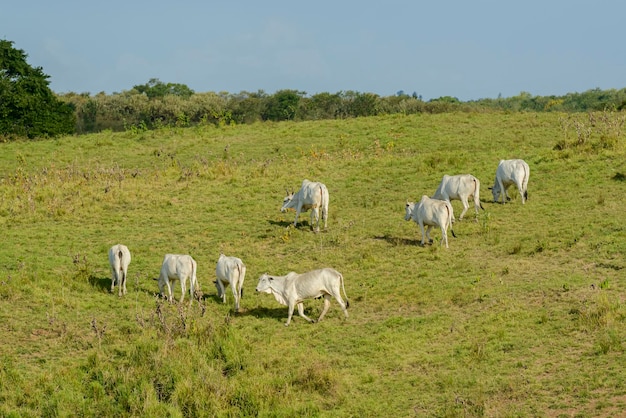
[3,1,625,100]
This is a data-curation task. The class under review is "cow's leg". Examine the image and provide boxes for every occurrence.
[459,198,469,220]
[311,207,320,232]
[293,204,302,227]
[121,269,127,296]
[222,282,229,303]
[317,295,332,322]
[297,302,315,323]
[166,281,174,303]
[286,302,296,326]
[517,181,526,204]
[188,277,195,306]
[418,222,426,246]
[425,225,434,244]
[216,280,226,303]
[231,282,240,312]
[111,270,116,294]
[334,293,349,319]
[179,278,186,304]
[498,179,507,204]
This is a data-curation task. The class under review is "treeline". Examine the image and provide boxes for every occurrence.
[59,84,626,134]
[4,39,626,139]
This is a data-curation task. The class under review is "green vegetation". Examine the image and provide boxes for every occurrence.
[0,40,75,139]
[59,86,626,136]
[1,111,625,416]
[3,39,626,141]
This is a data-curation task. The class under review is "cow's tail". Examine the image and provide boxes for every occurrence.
[320,183,328,227]
[447,204,457,238]
[474,177,485,211]
[118,250,126,284]
[190,259,197,300]
[523,163,529,201]
[339,271,350,309]
[315,183,328,229]
[237,262,246,299]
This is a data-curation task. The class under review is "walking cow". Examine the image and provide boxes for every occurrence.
[405,196,457,248]
[256,268,349,326]
[108,244,131,296]
[432,174,484,220]
[157,254,198,305]
[215,254,246,312]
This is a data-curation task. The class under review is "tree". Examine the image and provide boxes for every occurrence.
[133,78,194,99]
[344,91,379,117]
[0,39,75,138]
[262,89,304,121]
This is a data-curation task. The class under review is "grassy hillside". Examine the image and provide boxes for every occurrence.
[1,112,625,417]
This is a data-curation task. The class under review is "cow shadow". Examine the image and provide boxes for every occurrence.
[238,306,288,321]
[89,275,112,292]
[267,219,314,229]
[268,219,292,228]
[197,292,227,305]
[374,234,422,247]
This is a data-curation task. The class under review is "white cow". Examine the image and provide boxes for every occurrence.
[255,268,349,326]
[432,174,484,220]
[405,196,457,248]
[215,254,246,312]
[157,254,198,305]
[108,244,131,296]
[281,179,329,232]
[490,159,530,204]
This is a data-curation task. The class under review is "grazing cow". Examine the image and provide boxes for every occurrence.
[281,179,329,232]
[490,159,530,204]
[405,196,457,248]
[432,174,484,220]
[255,268,349,326]
[215,254,246,312]
[108,244,131,296]
[157,254,198,305]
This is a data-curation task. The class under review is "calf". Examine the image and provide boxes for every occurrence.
[215,254,246,312]
[157,254,198,305]
[405,196,456,248]
[108,244,131,296]
[255,268,349,326]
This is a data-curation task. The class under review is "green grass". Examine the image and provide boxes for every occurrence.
[1,112,625,417]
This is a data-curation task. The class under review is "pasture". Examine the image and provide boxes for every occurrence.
[0,111,625,417]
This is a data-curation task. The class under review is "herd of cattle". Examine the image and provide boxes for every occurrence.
[107,159,530,326]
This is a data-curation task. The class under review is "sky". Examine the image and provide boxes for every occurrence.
[2,0,625,101]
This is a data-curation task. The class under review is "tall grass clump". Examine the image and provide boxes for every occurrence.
[556,110,626,151]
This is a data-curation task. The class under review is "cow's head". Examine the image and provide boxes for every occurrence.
[213,280,224,298]
[281,189,295,212]
[404,201,415,221]
[154,276,166,295]
[255,273,273,293]
[489,181,501,202]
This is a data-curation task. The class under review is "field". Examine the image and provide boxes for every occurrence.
[0,111,625,417]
